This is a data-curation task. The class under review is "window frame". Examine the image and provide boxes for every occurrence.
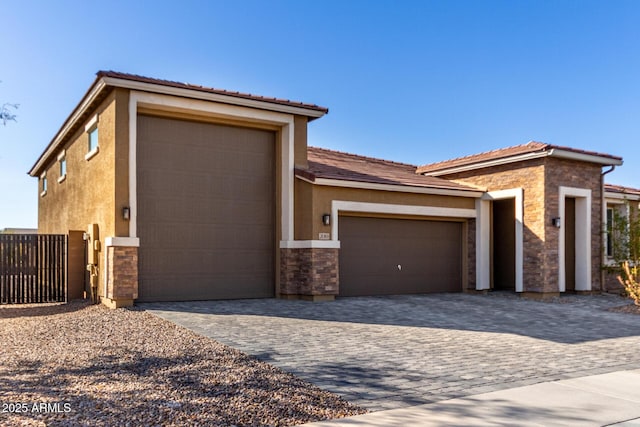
[58,150,67,183]
[84,114,99,161]
[606,207,614,258]
[40,172,47,197]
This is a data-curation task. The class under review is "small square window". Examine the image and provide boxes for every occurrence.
[88,127,99,152]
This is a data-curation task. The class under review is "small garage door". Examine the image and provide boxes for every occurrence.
[137,115,275,302]
[339,216,462,296]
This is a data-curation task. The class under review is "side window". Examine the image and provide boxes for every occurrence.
[88,127,99,152]
[58,151,67,183]
[84,114,99,160]
[606,207,613,258]
[40,172,47,197]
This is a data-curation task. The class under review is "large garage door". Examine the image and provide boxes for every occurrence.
[137,115,275,301]
[339,216,462,296]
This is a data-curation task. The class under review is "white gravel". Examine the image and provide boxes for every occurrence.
[0,301,365,426]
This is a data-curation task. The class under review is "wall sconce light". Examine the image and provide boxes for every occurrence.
[322,213,331,226]
[123,207,130,220]
[82,232,89,241]
[552,217,561,228]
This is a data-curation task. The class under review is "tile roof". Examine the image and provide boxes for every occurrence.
[98,71,329,114]
[299,147,482,193]
[604,183,640,196]
[417,141,623,175]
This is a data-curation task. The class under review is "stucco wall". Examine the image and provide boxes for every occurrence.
[294,183,476,241]
[37,89,130,299]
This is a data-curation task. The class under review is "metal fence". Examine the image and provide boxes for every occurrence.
[0,234,67,304]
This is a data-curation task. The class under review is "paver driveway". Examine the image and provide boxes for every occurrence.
[141,293,640,411]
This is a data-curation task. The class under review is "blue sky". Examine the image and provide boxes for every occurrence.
[1,0,639,229]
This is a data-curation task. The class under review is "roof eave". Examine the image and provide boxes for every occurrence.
[101,76,328,120]
[295,174,485,198]
[420,148,623,177]
[548,148,623,166]
[29,74,329,177]
[28,77,108,177]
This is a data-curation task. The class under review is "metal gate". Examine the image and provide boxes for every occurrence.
[0,234,67,304]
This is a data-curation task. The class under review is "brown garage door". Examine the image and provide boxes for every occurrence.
[136,115,275,302]
[339,216,462,296]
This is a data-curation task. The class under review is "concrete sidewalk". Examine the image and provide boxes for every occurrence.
[302,369,640,427]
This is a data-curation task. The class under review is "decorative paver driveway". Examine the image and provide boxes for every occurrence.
[141,293,640,411]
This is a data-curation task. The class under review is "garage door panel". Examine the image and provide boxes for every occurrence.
[339,216,462,296]
[137,115,275,302]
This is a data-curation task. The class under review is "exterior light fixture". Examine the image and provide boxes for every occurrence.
[123,207,130,220]
[552,217,561,228]
[322,213,331,226]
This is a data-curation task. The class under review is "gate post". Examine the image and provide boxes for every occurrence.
[103,237,139,308]
[67,231,86,300]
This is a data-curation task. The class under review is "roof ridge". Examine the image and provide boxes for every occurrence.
[418,141,548,169]
[97,70,329,113]
[308,146,418,169]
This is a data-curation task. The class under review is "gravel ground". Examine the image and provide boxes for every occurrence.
[0,301,365,426]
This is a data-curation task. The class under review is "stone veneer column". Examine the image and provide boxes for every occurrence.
[103,237,139,308]
[280,247,339,301]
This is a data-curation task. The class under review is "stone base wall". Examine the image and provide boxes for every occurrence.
[106,246,138,306]
[280,248,338,298]
[604,269,624,293]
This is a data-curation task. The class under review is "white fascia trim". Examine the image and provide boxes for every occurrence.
[423,152,549,177]
[330,200,476,241]
[423,150,622,177]
[128,91,296,241]
[549,149,623,166]
[280,240,341,249]
[104,76,326,119]
[105,237,140,247]
[480,188,524,292]
[295,175,484,198]
[605,192,640,202]
[30,79,107,176]
[558,186,592,292]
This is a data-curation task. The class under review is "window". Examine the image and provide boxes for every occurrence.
[40,173,47,197]
[88,127,98,152]
[84,114,99,160]
[606,207,614,258]
[58,151,67,183]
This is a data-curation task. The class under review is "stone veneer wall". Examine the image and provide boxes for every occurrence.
[543,157,603,292]
[443,159,547,292]
[280,248,338,298]
[106,246,139,302]
[467,218,477,289]
[444,157,604,293]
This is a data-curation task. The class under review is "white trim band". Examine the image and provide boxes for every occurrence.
[330,200,476,241]
[280,240,341,249]
[105,237,140,247]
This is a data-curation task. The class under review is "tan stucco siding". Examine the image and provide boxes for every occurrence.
[113,89,131,237]
[37,90,125,299]
[294,182,476,241]
[294,116,308,169]
[38,91,120,237]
